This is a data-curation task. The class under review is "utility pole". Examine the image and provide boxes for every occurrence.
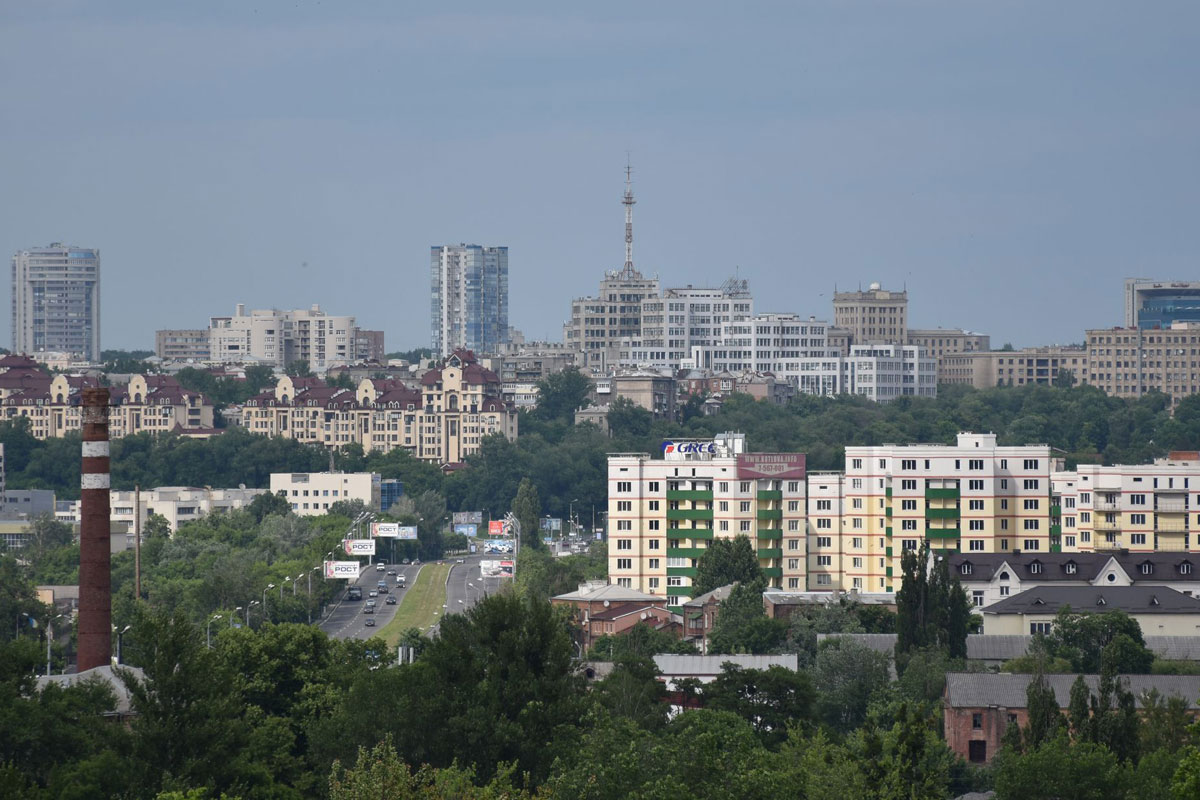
[133,485,141,601]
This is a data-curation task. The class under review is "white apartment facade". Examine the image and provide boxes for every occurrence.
[59,487,267,535]
[619,279,754,369]
[607,433,808,607]
[808,433,1056,594]
[209,304,358,371]
[270,472,381,516]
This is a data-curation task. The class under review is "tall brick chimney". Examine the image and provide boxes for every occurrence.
[77,387,112,671]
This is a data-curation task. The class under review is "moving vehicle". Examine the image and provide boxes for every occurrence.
[397,575,406,586]
[455,558,465,563]
[387,569,397,576]
[376,563,385,572]
[368,590,378,598]
[364,617,375,627]
[377,581,389,594]
[402,558,411,565]
[363,605,375,614]
[346,586,362,601]
[386,595,397,605]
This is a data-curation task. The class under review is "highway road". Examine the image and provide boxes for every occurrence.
[319,552,500,641]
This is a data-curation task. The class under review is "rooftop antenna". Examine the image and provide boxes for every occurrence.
[622,155,636,276]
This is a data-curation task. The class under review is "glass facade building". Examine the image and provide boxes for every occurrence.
[431,244,509,357]
[11,243,101,360]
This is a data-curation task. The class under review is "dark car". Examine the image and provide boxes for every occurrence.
[386,595,397,605]
[387,569,397,576]
[401,558,411,565]
[364,617,375,627]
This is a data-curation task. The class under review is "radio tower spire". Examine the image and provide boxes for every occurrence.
[622,157,636,276]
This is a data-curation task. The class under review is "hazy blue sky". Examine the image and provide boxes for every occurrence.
[2,1,1197,351]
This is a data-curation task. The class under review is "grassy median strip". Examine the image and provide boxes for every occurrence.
[380,563,452,647]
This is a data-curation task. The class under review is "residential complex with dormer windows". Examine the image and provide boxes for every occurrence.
[606,433,808,608]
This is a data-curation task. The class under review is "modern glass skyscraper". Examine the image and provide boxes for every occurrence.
[430,244,509,357]
[11,243,101,361]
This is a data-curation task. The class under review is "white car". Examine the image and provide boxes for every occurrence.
[376,564,385,572]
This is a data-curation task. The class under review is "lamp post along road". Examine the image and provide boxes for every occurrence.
[263,585,274,622]
[207,614,222,649]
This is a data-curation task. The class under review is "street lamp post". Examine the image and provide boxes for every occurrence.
[16,612,30,638]
[246,600,259,627]
[232,608,242,628]
[308,566,320,624]
[569,499,578,540]
[262,584,274,622]
[206,614,223,649]
[46,614,64,676]
[116,625,131,665]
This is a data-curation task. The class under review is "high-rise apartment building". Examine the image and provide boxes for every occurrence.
[833,283,908,346]
[208,304,358,371]
[431,244,509,358]
[618,279,754,369]
[607,433,808,607]
[809,433,1055,594]
[12,244,101,361]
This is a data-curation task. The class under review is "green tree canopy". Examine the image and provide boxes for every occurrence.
[692,535,763,597]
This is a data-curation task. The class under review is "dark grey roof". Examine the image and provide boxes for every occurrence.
[981,585,1200,616]
[945,672,1200,710]
[949,551,1200,583]
[653,654,799,676]
[818,632,1200,662]
[683,583,736,608]
[966,635,1031,661]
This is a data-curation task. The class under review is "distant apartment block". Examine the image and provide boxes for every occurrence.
[155,329,211,361]
[941,345,1089,389]
[12,244,101,361]
[1125,279,1200,329]
[566,265,661,372]
[353,329,386,363]
[607,433,807,607]
[240,350,518,464]
[208,304,364,371]
[270,472,381,516]
[617,278,754,369]
[1087,325,1200,408]
[833,283,908,346]
[431,244,509,358]
[0,356,213,440]
[906,329,991,383]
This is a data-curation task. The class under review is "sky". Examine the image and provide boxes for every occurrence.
[2,1,1198,351]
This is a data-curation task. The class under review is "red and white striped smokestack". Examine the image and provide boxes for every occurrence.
[77,387,112,671]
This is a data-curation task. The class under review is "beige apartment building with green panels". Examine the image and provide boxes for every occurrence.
[606,433,807,607]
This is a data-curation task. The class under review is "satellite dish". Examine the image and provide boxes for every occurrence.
[603,600,610,607]
[640,612,648,620]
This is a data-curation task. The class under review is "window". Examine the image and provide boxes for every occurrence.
[1030,622,1052,634]
[667,577,683,587]
[817,518,831,529]
[649,520,660,530]
[1000,586,1010,596]
[717,482,727,492]
[902,539,919,551]
[816,499,832,511]
[1023,519,1039,530]
[817,556,832,566]
[972,591,984,606]
[1023,499,1039,510]
[852,498,863,510]
[961,563,973,575]
[1023,459,1039,470]
[648,501,659,511]
[788,501,800,512]
[1025,540,1040,552]
[1065,535,1076,547]
[787,578,800,589]
[853,557,863,568]
[739,482,751,492]
[617,520,632,531]
[788,558,799,570]
[817,574,832,585]
[969,499,984,511]
[853,518,863,529]
[648,558,660,569]
[968,479,984,491]
[617,481,632,493]
[851,458,863,469]
[617,578,632,588]
[1131,513,1146,525]
[740,501,751,512]
[902,519,917,530]
[852,537,863,548]
[969,459,984,470]
[969,520,985,531]
[852,479,863,489]
[1024,479,1040,490]
[788,520,800,531]
[902,499,917,511]
[616,558,632,570]
[787,481,799,492]
[740,520,751,532]
[616,539,632,550]
[816,536,832,547]
[788,539,801,550]
[969,539,985,551]
[617,501,632,512]
[648,481,660,492]
[1132,534,1147,545]
[901,479,917,490]
[1131,494,1147,506]
[648,578,659,589]
[648,539,660,550]
[901,459,916,470]
[972,712,983,730]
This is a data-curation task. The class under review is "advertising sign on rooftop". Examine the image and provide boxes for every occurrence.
[736,453,806,480]
[324,560,361,580]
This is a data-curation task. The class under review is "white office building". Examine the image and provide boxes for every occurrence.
[270,472,382,516]
[208,304,358,371]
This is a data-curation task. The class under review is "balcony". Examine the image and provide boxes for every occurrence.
[757,509,783,521]
[667,566,697,578]
[885,547,893,558]
[885,507,893,518]
[1094,540,1124,552]
[1157,485,1189,494]
[757,548,783,560]
[1050,524,1062,536]
[926,508,960,519]
[1156,521,1189,534]
[1050,504,1062,517]
[757,528,783,540]
[682,529,715,541]
[926,488,960,500]
[1156,500,1189,513]
[761,567,783,578]
[1154,540,1190,552]
[1093,519,1121,532]
[667,508,713,521]
[757,490,782,501]
[1094,501,1121,511]
[925,527,961,539]
[666,490,713,502]
[667,547,707,559]
[886,567,893,578]
[885,488,893,499]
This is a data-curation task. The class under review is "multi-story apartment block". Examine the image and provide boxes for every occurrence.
[607,433,808,607]
[431,244,509,358]
[352,329,386,363]
[155,329,211,362]
[270,472,382,516]
[208,304,359,371]
[833,283,908,346]
[566,266,660,372]
[1125,279,1200,329]
[1086,325,1200,408]
[619,279,754,369]
[240,350,518,463]
[942,346,1089,389]
[0,357,214,439]
[105,486,266,534]
[12,244,101,361]
[1050,453,1200,556]
[843,344,937,402]
[906,329,991,384]
[694,313,834,374]
[809,433,1055,594]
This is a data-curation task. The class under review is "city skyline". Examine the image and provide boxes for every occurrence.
[2,2,1198,351]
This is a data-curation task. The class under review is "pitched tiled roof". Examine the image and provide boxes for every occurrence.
[682,583,736,608]
[945,672,1200,710]
[981,585,1200,616]
[588,602,665,622]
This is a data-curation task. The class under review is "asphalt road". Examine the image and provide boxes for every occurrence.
[319,552,499,641]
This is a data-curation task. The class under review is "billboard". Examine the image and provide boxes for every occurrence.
[343,538,376,556]
[453,523,477,537]
[372,522,399,538]
[737,453,806,480]
[453,511,483,525]
[499,560,514,577]
[481,559,515,578]
[488,519,507,536]
[661,440,717,457]
[396,526,418,540]
[539,517,562,532]
[324,560,361,580]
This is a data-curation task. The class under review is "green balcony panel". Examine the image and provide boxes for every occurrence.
[757,490,783,501]
[666,490,713,501]
[757,509,783,521]
[667,547,707,559]
[757,528,784,540]
[1050,544,1062,553]
[885,547,893,558]
[925,528,961,539]
[885,507,893,518]
[757,548,783,560]
[1050,504,1062,517]
[886,567,893,578]
[886,527,893,536]
[761,567,783,578]
[667,508,713,521]
[926,508,960,519]
[885,488,893,498]
[667,567,697,578]
[685,530,715,541]
[925,488,960,500]
[1049,524,1062,536]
